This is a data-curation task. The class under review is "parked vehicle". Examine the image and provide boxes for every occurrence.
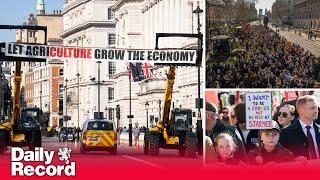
[59,127,76,142]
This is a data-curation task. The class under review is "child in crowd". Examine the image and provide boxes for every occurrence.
[214,133,240,165]
[248,121,294,165]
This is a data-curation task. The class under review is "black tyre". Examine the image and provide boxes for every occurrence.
[143,131,150,155]
[185,132,197,158]
[110,147,117,155]
[29,131,42,151]
[0,131,7,154]
[148,133,159,156]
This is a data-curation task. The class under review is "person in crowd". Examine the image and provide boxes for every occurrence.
[234,103,259,153]
[230,106,237,126]
[205,136,217,164]
[276,104,296,129]
[206,25,320,88]
[206,102,247,161]
[280,95,320,160]
[220,107,231,126]
[133,125,140,149]
[214,133,240,165]
[55,126,60,137]
[248,121,294,165]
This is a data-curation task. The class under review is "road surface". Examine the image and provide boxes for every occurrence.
[278,29,320,57]
[0,136,202,171]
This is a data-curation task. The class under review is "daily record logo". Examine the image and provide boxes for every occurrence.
[11,147,76,176]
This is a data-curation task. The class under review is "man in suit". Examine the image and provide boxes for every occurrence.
[280,95,320,160]
[205,102,247,161]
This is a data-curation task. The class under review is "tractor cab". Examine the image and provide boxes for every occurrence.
[207,35,233,62]
[207,35,246,63]
[20,108,42,130]
[170,108,193,133]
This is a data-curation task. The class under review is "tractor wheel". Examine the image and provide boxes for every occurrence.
[29,131,42,151]
[148,134,159,156]
[0,131,7,154]
[185,132,197,158]
[143,131,150,155]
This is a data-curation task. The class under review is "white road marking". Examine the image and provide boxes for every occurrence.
[122,155,167,170]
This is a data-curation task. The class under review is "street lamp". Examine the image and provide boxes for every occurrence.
[158,100,161,122]
[64,79,68,127]
[97,61,102,118]
[145,101,149,128]
[193,1,203,156]
[90,77,105,119]
[39,90,42,110]
[76,73,80,128]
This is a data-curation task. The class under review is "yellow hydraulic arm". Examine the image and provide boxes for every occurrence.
[0,62,22,134]
[11,61,22,131]
[160,66,175,127]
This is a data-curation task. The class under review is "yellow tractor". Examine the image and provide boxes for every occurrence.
[143,32,203,157]
[143,66,197,157]
[0,25,46,154]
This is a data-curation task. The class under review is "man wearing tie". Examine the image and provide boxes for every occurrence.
[280,95,320,160]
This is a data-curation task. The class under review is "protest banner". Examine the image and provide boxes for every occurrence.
[4,42,197,64]
[245,92,272,129]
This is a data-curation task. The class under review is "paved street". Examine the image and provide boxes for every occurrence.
[0,136,202,170]
[277,29,320,57]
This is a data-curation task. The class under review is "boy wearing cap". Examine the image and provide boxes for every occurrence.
[247,121,294,165]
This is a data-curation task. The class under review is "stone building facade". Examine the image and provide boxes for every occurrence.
[15,0,64,127]
[293,0,320,29]
[61,0,116,128]
[111,0,205,129]
[272,0,320,30]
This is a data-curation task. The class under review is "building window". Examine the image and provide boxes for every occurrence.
[108,62,116,76]
[108,87,114,101]
[108,108,114,121]
[108,8,114,20]
[59,84,64,95]
[59,69,64,76]
[108,34,116,45]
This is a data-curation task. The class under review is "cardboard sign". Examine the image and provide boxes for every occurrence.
[245,92,272,129]
[4,43,197,64]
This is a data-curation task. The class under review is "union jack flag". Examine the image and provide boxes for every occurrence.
[127,63,154,81]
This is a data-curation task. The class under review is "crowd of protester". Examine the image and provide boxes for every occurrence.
[206,25,320,88]
[205,93,320,166]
